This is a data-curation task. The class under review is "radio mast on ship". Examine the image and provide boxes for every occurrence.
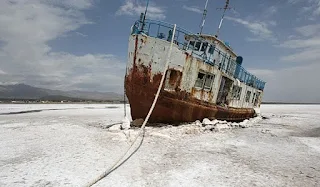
[140,0,150,30]
[199,0,209,35]
[215,0,233,38]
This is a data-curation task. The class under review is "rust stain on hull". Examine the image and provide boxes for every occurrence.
[125,61,255,124]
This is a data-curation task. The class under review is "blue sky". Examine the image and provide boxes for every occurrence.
[0,0,320,102]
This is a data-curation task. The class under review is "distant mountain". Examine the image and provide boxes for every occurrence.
[0,84,124,101]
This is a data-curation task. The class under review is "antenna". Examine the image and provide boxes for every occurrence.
[215,0,233,38]
[199,0,209,35]
[141,0,150,30]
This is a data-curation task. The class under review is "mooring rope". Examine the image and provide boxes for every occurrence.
[85,24,177,187]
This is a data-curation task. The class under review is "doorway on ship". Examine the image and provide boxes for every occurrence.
[216,76,233,106]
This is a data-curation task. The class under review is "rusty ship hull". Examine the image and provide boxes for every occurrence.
[125,20,265,124]
[125,62,255,124]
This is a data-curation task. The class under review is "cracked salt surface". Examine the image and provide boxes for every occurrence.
[0,104,320,187]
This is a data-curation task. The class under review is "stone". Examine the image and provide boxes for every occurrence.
[211,119,219,125]
[184,127,201,135]
[231,123,239,128]
[239,119,250,128]
[219,120,228,124]
[194,120,202,127]
[132,118,144,127]
[215,123,230,131]
[202,118,212,125]
[204,125,215,131]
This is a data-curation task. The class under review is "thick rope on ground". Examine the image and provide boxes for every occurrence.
[85,24,177,187]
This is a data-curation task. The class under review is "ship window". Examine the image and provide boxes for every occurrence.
[232,85,242,100]
[252,93,256,103]
[201,42,208,52]
[194,42,201,51]
[195,72,206,88]
[204,74,215,90]
[188,41,195,50]
[245,91,251,102]
[208,45,215,54]
[195,72,215,90]
[254,92,260,106]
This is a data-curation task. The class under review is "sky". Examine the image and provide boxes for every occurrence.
[0,0,319,102]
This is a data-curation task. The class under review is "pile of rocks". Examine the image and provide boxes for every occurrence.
[108,116,262,133]
[200,116,262,132]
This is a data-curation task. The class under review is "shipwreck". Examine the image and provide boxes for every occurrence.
[125,0,266,124]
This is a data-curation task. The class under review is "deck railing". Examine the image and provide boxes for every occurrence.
[131,19,266,91]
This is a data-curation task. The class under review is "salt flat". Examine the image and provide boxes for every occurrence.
[0,104,319,187]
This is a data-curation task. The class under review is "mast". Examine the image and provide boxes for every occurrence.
[215,0,232,38]
[141,0,150,30]
[199,0,209,35]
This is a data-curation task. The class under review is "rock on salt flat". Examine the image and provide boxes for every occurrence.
[197,116,262,132]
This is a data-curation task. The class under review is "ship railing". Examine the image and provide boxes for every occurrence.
[131,19,266,91]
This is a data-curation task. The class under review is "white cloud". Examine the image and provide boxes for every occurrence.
[279,23,320,63]
[116,0,166,20]
[0,0,125,93]
[300,5,313,14]
[247,69,275,78]
[280,47,320,62]
[75,32,88,37]
[264,6,278,17]
[245,38,264,42]
[295,24,320,37]
[0,68,6,75]
[251,63,320,103]
[0,81,19,85]
[289,0,320,18]
[48,0,93,9]
[32,53,125,92]
[315,0,320,13]
[182,5,202,14]
[268,21,277,26]
[279,38,320,49]
[287,0,302,4]
[225,16,276,42]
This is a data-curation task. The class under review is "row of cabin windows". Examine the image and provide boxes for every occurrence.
[188,41,235,76]
[188,41,215,55]
[195,71,259,105]
[195,72,215,90]
[245,90,258,104]
[233,87,258,104]
[187,41,236,60]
